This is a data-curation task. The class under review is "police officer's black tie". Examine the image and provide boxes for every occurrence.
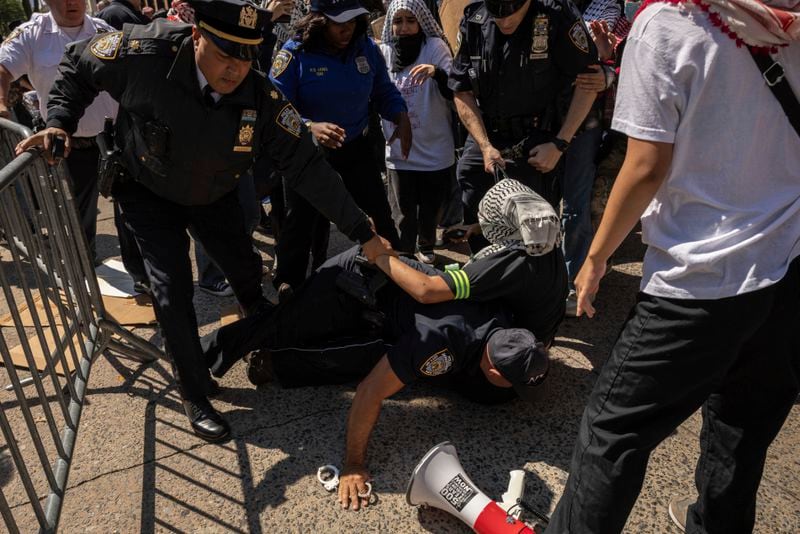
[203,85,216,107]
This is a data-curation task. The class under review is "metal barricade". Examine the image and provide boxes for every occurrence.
[0,118,164,533]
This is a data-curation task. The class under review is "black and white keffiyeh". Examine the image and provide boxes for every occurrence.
[471,179,561,262]
[381,0,448,45]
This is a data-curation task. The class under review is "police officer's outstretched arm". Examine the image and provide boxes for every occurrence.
[263,89,393,256]
[338,355,405,511]
[15,32,128,160]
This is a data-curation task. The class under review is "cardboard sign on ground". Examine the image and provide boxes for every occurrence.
[0,292,156,328]
[7,325,77,376]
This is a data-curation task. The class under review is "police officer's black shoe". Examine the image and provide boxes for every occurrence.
[246,349,274,386]
[182,397,230,442]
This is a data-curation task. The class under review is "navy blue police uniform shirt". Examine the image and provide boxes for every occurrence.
[45,20,375,243]
[382,287,500,384]
[269,35,407,142]
[448,0,597,121]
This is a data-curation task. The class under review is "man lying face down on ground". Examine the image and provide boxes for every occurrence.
[202,178,560,511]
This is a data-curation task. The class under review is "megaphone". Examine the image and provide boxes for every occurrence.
[406,441,537,534]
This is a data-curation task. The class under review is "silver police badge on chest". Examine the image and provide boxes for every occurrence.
[530,14,549,60]
[355,56,370,74]
[419,349,454,376]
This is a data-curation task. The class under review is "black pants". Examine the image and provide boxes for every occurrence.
[387,166,452,255]
[116,181,265,401]
[546,257,800,533]
[66,143,147,283]
[64,143,100,259]
[457,135,562,252]
[273,134,399,289]
[113,201,148,285]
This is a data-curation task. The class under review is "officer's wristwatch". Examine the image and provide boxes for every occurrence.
[552,137,571,153]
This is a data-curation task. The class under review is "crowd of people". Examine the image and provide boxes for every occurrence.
[0,0,798,530]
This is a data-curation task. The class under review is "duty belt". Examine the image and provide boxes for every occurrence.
[484,115,542,140]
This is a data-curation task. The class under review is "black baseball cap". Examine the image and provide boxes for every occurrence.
[310,0,369,23]
[488,328,550,401]
[484,0,528,18]
[190,0,268,60]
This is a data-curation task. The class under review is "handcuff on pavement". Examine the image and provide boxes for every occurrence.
[317,464,373,499]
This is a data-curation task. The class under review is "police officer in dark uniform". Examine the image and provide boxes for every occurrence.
[449,0,599,251]
[17,0,393,442]
[202,245,550,510]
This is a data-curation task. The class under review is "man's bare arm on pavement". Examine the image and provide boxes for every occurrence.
[338,355,405,511]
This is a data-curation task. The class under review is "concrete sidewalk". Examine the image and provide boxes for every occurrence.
[2,196,798,533]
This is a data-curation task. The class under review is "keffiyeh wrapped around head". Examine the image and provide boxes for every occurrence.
[380,0,448,44]
[473,178,561,261]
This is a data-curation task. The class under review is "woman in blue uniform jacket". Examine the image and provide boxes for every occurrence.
[268,0,411,296]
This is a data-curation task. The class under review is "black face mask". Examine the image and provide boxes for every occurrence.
[391,32,425,72]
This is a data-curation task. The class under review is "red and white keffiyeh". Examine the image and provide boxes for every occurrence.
[638,0,800,50]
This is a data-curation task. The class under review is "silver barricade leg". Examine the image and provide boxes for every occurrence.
[0,117,165,532]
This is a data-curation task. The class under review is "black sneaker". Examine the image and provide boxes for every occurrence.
[182,397,230,442]
[199,280,234,297]
[246,349,274,386]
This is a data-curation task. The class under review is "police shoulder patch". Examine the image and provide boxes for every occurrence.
[90,31,123,60]
[271,50,293,79]
[568,21,589,53]
[419,349,454,377]
[276,103,302,138]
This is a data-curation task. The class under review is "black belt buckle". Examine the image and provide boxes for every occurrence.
[763,61,785,87]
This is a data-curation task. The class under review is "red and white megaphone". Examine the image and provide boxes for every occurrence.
[406,441,537,534]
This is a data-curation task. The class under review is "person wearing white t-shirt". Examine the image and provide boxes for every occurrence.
[544,0,800,532]
[0,2,119,263]
[379,0,454,263]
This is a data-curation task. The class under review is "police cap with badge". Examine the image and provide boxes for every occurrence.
[483,0,528,18]
[190,0,269,60]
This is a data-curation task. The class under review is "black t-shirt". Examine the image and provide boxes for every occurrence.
[439,246,568,343]
[448,0,597,120]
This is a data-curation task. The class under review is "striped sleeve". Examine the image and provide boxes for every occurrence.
[442,269,471,300]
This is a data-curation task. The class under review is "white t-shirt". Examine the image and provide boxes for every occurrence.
[0,13,119,138]
[379,36,455,171]
[612,3,800,299]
